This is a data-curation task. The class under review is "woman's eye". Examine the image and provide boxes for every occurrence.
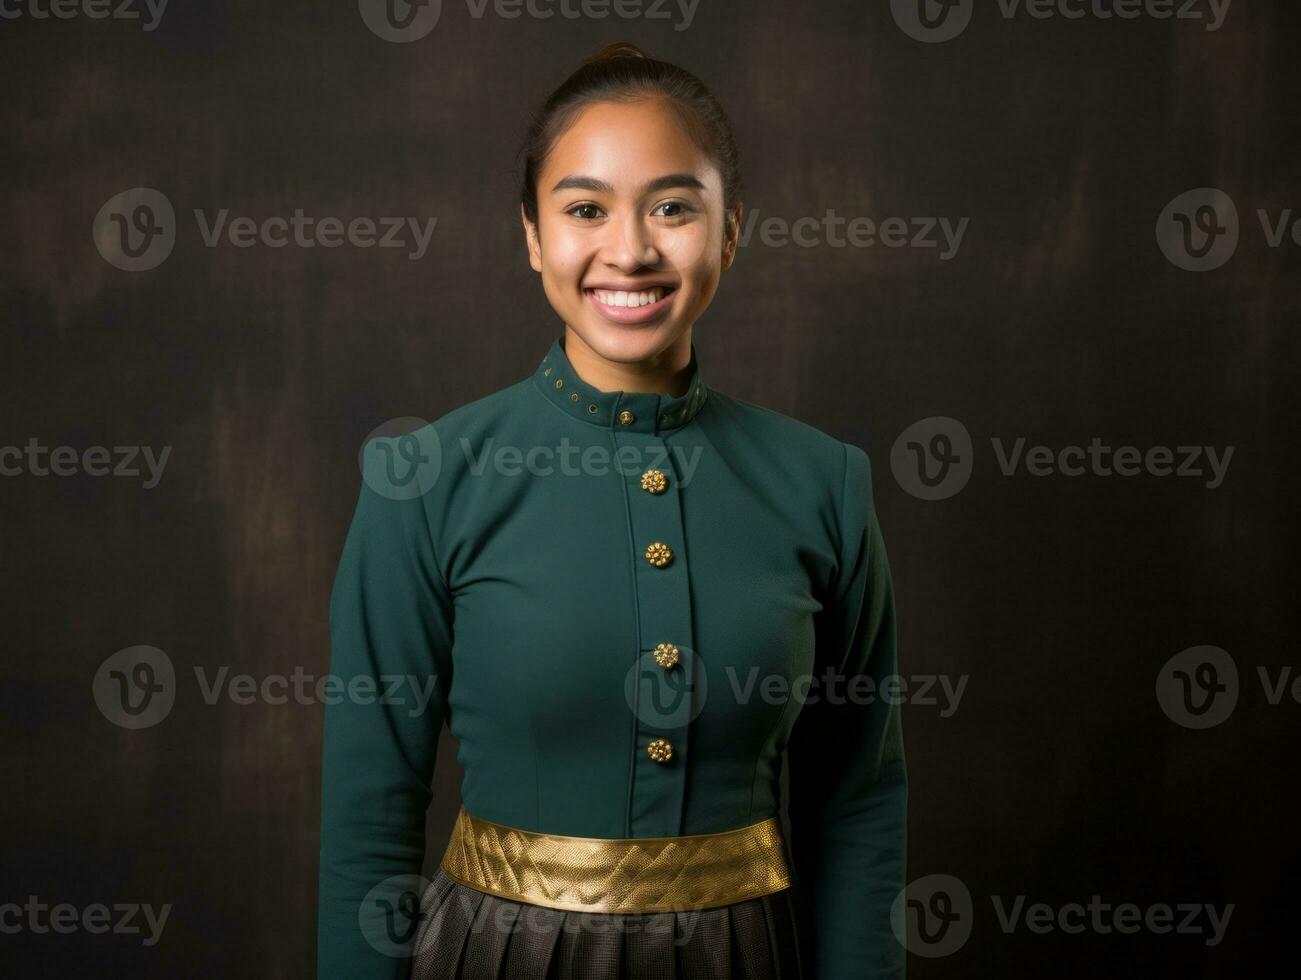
[654,202,690,218]
[568,203,603,221]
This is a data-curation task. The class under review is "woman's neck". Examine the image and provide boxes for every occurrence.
[561,327,693,397]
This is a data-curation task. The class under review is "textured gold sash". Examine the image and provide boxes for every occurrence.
[439,807,792,914]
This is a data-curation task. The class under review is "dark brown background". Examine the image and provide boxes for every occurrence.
[2,0,1298,976]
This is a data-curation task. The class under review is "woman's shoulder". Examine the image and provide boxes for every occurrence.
[702,386,873,477]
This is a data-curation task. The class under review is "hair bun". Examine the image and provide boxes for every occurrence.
[586,41,649,64]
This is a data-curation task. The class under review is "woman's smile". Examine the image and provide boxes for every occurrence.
[583,283,679,324]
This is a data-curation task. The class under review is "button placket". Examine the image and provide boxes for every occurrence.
[618,418,693,837]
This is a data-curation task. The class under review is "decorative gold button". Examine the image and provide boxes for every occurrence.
[644,542,673,567]
[653,643,680,669]
[646,738,673,763]
[640,469,668,494]
[618,410,635,426]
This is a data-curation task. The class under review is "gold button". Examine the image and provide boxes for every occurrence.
[640,469,668,494]
[618,410,635,426]
[646,738,673,763]
[653,643,680,669]
[644,542,673,567]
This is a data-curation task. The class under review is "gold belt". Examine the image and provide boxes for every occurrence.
[439,807,792,914]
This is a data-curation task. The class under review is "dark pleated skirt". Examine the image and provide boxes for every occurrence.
[409,868,803,980]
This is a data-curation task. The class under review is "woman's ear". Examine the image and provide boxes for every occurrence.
[720,204,743,271]
[521,204,543,273]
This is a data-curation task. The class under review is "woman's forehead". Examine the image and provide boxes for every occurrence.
[540,100,722,193]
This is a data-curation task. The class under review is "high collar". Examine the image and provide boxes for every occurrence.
[530,335,709,435]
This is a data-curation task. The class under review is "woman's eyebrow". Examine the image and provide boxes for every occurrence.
[550,173,706,195]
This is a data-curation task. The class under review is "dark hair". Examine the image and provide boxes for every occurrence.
[518,42,743,225]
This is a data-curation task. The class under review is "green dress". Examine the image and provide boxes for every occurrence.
[318,335,907,978]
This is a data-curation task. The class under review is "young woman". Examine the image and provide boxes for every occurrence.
[318,42,906,980]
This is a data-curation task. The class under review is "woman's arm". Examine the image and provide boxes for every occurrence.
[786,441,908,979]
[317,439,453,979]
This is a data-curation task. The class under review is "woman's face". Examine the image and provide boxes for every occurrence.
[522,97,740,366]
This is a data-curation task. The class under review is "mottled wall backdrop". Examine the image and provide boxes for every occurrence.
[2,0,1298,976]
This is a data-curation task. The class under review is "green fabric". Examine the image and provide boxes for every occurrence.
[317,335,906,978]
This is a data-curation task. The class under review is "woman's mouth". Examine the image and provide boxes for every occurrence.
[584,285,677,324]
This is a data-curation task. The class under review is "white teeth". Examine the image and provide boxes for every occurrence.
[594,287,667,308]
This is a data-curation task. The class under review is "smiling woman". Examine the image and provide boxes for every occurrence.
[317,41,906,980]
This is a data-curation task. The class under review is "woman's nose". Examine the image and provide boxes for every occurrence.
[602,211,660,269]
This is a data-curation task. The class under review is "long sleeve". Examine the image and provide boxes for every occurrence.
[317,439,453,978]
[786,441,908,979]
